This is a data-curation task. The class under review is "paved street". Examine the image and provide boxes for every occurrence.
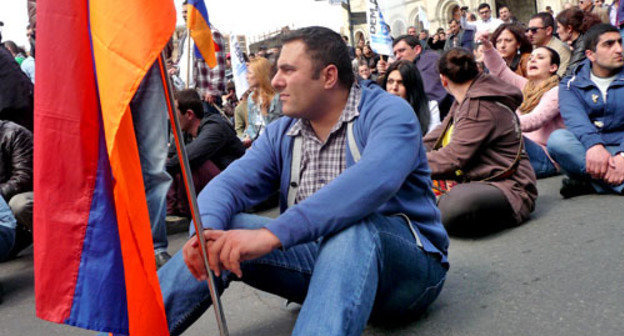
[1,176,622,336]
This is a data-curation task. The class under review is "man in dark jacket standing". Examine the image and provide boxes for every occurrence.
[392,35,454,119]
[548,24,624,197]
[444,19,473,52]
[0,120,33,258]
[166,89,245,217]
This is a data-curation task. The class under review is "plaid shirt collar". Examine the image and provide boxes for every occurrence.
[287,83,361,139]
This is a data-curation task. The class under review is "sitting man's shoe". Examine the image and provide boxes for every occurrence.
[165,215,190,235]
[155,251,172,269]
[560,178,596,199]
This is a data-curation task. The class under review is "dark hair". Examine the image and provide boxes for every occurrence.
[469,13,477,21]
[448,18,460,25]
[499,4,510,11]
[585,23,621,52]
[175,89,204,119]
[556,8,602,34]
[531,12,556,32]
[393,34,420,48]
[420,29,429,34]
[3,41,19,54]
[282,26,354,88]
[491,23,533,54]
[438,48,479,84]
[382,60,430,133]
[536,46,561,68]
[478,3,491,11]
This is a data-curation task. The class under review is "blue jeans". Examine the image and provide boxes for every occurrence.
[0,197,16,261]
[547,129,624,194]
[158,213,447,336]
[131,62,173,253]
[524,137,558,178]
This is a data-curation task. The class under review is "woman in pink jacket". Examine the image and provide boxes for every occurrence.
[478,32,565,178]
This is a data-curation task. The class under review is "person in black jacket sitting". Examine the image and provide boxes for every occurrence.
[166,89,246,217]
[0,120,33,259]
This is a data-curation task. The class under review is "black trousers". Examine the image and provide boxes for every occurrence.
[437,182,517,237]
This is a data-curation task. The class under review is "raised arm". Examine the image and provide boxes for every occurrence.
[478,32,528,89]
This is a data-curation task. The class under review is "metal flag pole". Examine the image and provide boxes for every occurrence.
[186,27,192,89]
[157,52,229,336]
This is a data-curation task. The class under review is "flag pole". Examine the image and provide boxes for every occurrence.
[186,28,191,89]
[157,52,230,336]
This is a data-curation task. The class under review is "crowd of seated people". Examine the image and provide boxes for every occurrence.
[2,3,624,332]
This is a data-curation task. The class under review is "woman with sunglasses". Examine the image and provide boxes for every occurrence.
[478,31,565,178]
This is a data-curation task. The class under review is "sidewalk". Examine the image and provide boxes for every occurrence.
[1,175,622,335]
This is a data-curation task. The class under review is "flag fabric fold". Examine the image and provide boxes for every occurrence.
[34,0,175,334]
[187,0,219,68]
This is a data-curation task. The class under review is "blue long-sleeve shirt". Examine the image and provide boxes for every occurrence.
[194,84,449,266]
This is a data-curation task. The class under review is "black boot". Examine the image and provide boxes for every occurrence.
[560,178,596,199]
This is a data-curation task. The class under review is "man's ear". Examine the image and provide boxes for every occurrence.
[185,109,195,119]
[585,49,596,63]
[546,26,554,37]
[322,64,340,89]
[414,44,423,55]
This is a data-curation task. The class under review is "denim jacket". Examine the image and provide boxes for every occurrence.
[244,92,282,140]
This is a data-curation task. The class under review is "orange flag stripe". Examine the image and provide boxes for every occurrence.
[88,0,175,335]
[188,5,217,68]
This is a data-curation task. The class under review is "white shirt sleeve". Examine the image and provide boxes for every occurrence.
[427,100,441,134]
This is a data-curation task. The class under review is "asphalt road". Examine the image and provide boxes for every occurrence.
[1,176,622,336]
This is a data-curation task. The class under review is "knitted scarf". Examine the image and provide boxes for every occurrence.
[518,75,559,115]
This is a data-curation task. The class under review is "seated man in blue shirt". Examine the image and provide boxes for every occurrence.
[548,23,624,197]
[158,26,449,336]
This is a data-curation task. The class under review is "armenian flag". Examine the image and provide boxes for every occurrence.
[187,0,219,68]
[33,0,175,334]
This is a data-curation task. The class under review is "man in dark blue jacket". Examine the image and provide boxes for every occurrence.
[548,24,624,197]
[157,27,449,336]
[392,34,454,120]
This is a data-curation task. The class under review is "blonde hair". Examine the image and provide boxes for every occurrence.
[248,57,276,114]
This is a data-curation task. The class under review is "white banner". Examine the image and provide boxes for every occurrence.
[418,6,430,31]
[229,34,250,100]
[366,0,393,56]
